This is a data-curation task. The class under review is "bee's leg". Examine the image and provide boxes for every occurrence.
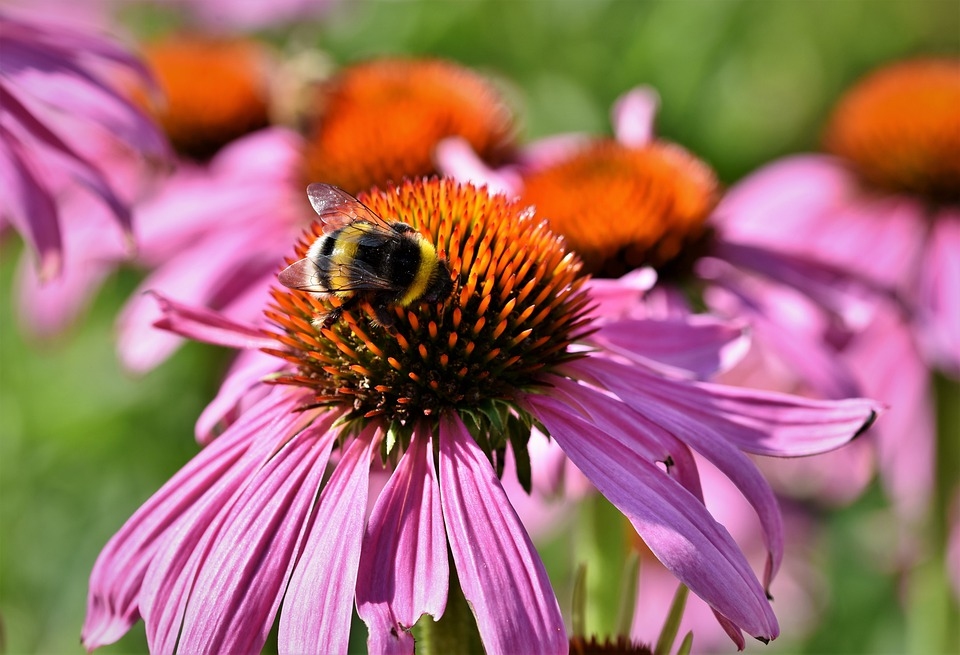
[371,301,396,329]
[315,295,358,329]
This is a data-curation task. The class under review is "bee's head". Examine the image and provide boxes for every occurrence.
[424,259,454,303]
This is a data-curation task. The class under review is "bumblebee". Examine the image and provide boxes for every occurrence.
[279,183,454,328]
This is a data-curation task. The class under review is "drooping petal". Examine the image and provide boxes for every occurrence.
[552,372,785,590]
[438,413,566,655]
[279,429,377,654]
[523,389,779,644]
[174,418,337,654]
[195,349,282,445]
[0,121,61,279]
[356,430,448,654]
[117,226,281,372]
[702,271,863,399]
[139,396,317,654]
[588,315,749,378]
[82,388,304,650]
[568,357,880,457]
[148,291,276,351]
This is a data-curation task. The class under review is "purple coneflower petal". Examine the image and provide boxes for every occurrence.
[435,136,522,196]
[612,85,659,148]
[356,430,448,653]
[279,429,377,654]
[174,419,336,654]
[82,388,302,651]
[589,316,749,378]
[438,413,567,655]
[0,123,60,278]
[149,292,275,351]
[138,393,313,653]
[919,211,960,374]
[572,357,880,457]
[702,271,863,398]
[195,349,280,445]
[524,387,780,643]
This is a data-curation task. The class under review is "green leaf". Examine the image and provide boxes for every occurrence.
[654,584,688,655]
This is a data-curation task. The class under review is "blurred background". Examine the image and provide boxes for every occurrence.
[1,0,958,653]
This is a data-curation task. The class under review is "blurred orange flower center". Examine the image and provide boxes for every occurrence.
[823,58,960,202]
[520,140,719,278]
[138,35,271,159]
[301,58,516,195]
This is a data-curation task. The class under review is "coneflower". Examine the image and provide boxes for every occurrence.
[83,179,879,653]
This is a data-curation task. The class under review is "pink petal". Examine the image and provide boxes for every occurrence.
[702,270,863,399]
[612,86,660,148]
[588,315,749,378]
[140,399,321,653]
[713,154,856,242]
[434,136,522,196]
[82,388,303,650]
[149,292,275,350]
[516,133,592,171]
[523,388,779,643]
[918,211,960,374]
[569,357,880,457]
[116,226,283,372]
[15,251,114,336]
[552,371,784,590]
[585,268,659,319]
[174,420,337,654]
[845,308,934,520]
[195,349,282,445]
[278,428,377,654]
[707,240,881,330]
[438,413,566,655]
[356,430,447,653]
[0,121,61,279]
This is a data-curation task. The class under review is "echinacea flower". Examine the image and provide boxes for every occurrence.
[84,179,880,652]
[439,86,871,400]
[716,58,958,518]
[0,10,168,280]
[719,58,959,377]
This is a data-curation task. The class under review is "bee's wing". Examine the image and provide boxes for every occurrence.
[278,258,328,293]
[306,183,395,234]
[314,255,403,292]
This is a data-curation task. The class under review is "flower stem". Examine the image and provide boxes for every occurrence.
[417,552,483,655]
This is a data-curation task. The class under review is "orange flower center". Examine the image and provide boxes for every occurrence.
[301,58,516,195]
[520,140,719,278]
[823,58,960,202]
[138,35,272,159]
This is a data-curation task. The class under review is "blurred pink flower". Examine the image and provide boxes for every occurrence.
[438,86,872,401]
[83,180,879,652]
[717,59,959,376]
[716,59,958,519]
[170,0,340,31]
[0,10,168,280]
